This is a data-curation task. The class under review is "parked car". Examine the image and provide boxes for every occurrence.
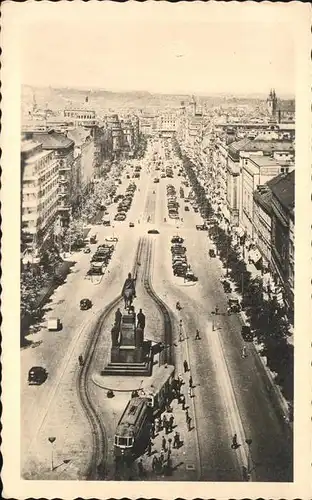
[80,298,92,310]
[28,366,48,385]
[83,247,91,254]
[47,317,62,331]
[105,236,118,242]
[148,229,159,234]
[241,325,253,342]
[129,222,135,228]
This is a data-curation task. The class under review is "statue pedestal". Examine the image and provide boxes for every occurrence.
[103,310,152,376]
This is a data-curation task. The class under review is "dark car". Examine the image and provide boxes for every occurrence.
[148,229,159,234]
[129,222,135,228]
[28,366,48,385]
[185,206,190,211]
[209,249,216,258]
[241,325,254,342]
[80,298,92,310]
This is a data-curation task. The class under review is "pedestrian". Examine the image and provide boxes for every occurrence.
[183,360,189,373]
[178,373,184,387]
[180,394,186,410]
[195,329,201,340]
[188,385,193,398]
[162,414,167,430]
[242,345,247,358]
[185,409,189,421]
[152,455,157,472]
[138,458,144,477]
[169,415,174,432]
[173,431,180,448]
[78,354,84,366]
[231,433,238,449]
[159,450,165,464]
[187,415,192,431]
[215,306,219,315]
[147,439,153,456]
[150,422,155,439]
[164,419,169,435]
[189,375,193,388]
[162,435,167,452]
[154,416,160,433]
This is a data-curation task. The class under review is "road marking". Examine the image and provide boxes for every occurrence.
[25,311,100,459]
[208,323,255,480]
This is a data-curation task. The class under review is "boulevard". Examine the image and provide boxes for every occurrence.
[21,138,292,481]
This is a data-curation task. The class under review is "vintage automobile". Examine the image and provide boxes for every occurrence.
[47,317,62,331]
[147,229,159,234]
[241,325,254,342]
[209,248,216,258]
[222,280,232,293]
[228,298,241,314]
[129,222,135,228]
[80,298,92,310]
[83,247,91,254]
[28,366,48,385]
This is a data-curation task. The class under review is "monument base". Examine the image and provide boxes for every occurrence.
[102,340,153,376]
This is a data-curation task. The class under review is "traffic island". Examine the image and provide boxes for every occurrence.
[101,308,153,377]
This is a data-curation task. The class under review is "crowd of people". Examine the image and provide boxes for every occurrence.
[135,368,195,478]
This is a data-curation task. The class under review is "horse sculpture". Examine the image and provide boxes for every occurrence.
[122,273,136,310]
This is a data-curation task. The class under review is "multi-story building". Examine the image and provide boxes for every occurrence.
[226,138,295,228]
[270,170,295,312]
[24,130,75,226]
[241,155,290,239]
[139,112,157,136]
[157,113,177,138]
[21,139,59,252]
[67,127,95,192]
[63,108,97,127]
[106,114,124,157]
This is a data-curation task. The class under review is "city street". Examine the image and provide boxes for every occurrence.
[21,139,292,481]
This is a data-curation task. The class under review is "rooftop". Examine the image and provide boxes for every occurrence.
[31,130,74,150]
[248,154,283,168]
[270,170,295,213]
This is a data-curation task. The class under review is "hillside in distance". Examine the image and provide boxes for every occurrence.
[22,85,278,114]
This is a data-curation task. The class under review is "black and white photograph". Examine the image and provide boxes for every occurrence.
[1,1,311,498]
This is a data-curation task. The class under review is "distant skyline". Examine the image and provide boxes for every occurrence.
[19,4,295,96]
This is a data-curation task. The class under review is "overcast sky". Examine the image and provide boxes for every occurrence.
[18,4,295,96]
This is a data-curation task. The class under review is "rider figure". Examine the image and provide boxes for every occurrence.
[121,272,136,309]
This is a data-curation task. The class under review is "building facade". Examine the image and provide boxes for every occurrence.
[21,139,59,252]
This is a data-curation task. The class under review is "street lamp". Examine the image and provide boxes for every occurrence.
[48,436,56,471]
[245,438,254,479]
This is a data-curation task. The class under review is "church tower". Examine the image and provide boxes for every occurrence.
[267,88,277,117]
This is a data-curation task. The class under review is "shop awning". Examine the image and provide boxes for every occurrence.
[249,248,262,263]
[236,226,245,238]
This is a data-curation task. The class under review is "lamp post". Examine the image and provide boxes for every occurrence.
[48,436,56,471]
[245,438,253,479]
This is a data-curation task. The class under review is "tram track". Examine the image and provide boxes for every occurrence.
[77,236,145,480]
[142,237,173,365]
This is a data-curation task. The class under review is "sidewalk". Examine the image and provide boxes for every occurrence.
[137,335,199,480]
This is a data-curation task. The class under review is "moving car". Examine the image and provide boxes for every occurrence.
[148,229,159,234]
[129,222,135,228]
[105,236,118,242]
[28,366,48,385]
[80,298,92,310]
[114,213,126,221]
[209,249,216,258]
[185,206,190,211]
[83,247,91,254]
